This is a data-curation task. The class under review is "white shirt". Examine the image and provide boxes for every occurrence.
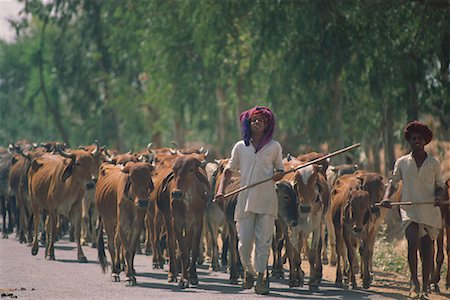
[227,140,284,220]
[391,152,445,229]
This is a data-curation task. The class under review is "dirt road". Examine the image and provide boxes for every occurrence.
[0,235,448,299]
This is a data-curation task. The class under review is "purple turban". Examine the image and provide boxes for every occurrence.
[404,120,433,145]
[239,106,275,152]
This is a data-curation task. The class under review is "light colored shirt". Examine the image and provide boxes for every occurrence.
[227,140,284,220]
[391,152,445,230]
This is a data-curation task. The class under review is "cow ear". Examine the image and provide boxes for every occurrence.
[11,156,18,165]
[121,165,130,174]
[363,209,371,224]
[31,159,43,171]
[62,163,74,182]
[162,172,174,193]
[124,177,131,197]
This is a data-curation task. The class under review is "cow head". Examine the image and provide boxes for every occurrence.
[294,165,320,219]
[275,181,298,227]
[171,156,207,206]
[56,144,97,190]
[345,189,371,235]
[121,162,155,208]
[355,171,385,206]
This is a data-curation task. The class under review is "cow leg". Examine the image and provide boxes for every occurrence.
[431,230,444,292]
[174,225,190,289]
[189,226,201,286]
[197,220,206,266]
[152,212,165,269]
[125,216,144,286]
[45,212,56,260]
[206,212,220,271]
[81,195,89,246]
[71,202,87,263]
[16,193,27,243]
[309,229,322,291]
[446,225,450,289]
[324,210,337,266]
[31,200,41,256]
[227,219,240,285]
[143,214,152,255]
[344,232,357,289]
[286,234,302,288]
[221,224,229,268]
[90,205,98,248]
[1,195,8,239]
[163,213,178,282]
[359,239,371,289]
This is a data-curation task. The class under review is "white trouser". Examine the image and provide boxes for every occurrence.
[236,212,275,274]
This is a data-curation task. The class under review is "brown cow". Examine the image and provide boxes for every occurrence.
[79,142,107,248]
[152,154,209,288]
[28,144,98,262]
[331,174,372,289]
[282,158,329,291]
[96,161,154,285]
[429,178,450,292]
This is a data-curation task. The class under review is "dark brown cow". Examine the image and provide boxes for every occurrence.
[354,170,386,282]
[429,178,450,292]
[28,145,98,262]
[211,159,241,284]
[96,161,154,285]
[8,148,47,243]
[151,154,209,288]
[331,174,372,289]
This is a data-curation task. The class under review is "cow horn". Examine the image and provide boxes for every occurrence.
[56,143,75,160]
[171,141,179,148]
[199,147,204,153]
[20,150,31,161]
[79,146,88,151]
[286,153,292,161]
[169,148,177,155]
[147,143,153,150]
[126,148,133,155]
[91,140,99,156]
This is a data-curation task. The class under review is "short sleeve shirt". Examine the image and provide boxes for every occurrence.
[391,152,445,229]
[227,140,284,220]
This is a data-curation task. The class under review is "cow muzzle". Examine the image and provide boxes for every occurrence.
[352,226,363,233]
[86,181,96,190]
[299,205,311,213]
[136,199,149,208]
[171,190,183,199]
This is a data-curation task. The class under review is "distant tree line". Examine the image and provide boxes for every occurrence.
[0,0,448,173]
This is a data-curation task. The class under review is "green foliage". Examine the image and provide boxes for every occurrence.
[0,0,448,155]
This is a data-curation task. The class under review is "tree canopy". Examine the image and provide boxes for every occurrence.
[0,0,449,172]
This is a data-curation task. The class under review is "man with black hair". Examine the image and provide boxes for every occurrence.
[381,120,445,300]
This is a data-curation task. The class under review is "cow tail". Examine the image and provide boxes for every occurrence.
[97,217,108,273]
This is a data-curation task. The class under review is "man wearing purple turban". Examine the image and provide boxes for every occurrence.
[215,106,284,295]
[381,120,445,300]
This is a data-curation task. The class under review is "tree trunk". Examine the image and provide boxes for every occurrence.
[87,0,123,150]
[329,73,345,165]
[216,86,227,156]
[382,102,396,175]
[38,15,70,144]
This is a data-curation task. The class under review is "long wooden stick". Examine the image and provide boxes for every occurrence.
[222,143,361,198]
[375,201,450,207]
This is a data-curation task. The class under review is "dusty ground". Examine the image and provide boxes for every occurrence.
[310,238,450,300]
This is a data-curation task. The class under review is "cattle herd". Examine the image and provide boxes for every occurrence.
[1,139,450,295]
